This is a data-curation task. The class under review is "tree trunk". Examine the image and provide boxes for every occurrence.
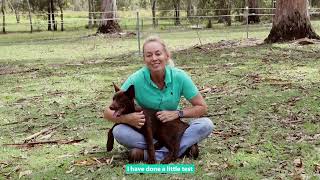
[48,0,52,31]
[151,0,156,28]
[7,0,20,23]
[7,0,13,12]
[14,6,20,23]
[216,0,231,26]
[50,0,57,31]
[93,0,97,26]
[186,0,192,18]
[1,0,5,33]
[97,0,121,34]
[26,0,33,33]
[58,0,64,31]
[88,0,93,28]
[265,0,320,43]
[174,0,180,26]
[248,0,260,24]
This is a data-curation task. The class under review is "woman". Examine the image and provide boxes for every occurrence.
[104,36,214,162]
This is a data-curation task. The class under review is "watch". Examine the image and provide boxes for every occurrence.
[178,110,184,118]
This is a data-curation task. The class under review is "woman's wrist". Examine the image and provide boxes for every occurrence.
[177,110,184,118]
[118,114,129,124]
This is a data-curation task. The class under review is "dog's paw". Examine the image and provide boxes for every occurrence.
[147,159,156,164]
[154,142,163,150]
[160,159,171,164]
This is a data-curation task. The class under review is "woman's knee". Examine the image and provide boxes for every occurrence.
[193,117,214,136]
[112,124,128,141]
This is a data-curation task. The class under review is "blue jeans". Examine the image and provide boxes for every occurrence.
[112,117,214,161]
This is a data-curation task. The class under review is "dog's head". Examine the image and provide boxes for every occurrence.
[109,83,135,117]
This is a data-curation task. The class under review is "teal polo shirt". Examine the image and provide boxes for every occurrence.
[121,65,198,111]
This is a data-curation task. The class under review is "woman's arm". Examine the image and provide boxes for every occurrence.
[156,93,208,123]
[103,105,146,129]
[181,93,208,118]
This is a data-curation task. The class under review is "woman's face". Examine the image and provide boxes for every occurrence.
[143,41,169,74]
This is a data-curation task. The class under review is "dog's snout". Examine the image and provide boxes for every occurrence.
[109,105,115,110]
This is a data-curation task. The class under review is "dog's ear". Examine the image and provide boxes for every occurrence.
[113,82,120,92]
[125,85,135,98]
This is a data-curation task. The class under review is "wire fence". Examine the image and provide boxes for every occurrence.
[2,8,320,31]
[1,8,320,54]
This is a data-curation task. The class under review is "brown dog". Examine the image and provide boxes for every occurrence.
[107,83,190,164]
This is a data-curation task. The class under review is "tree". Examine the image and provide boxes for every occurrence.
[47,0,55,31]
[26,0,33,33]
[88,0,94,28]
[1,0,5,33]
[50,0,57,31]
[215,0,231,26]
[88,0,100,28]
[173,0,181,25]
[7,0,20,23]
[57,0,64,31]
[158,0,182,26]
[151,0,156,27]
[97,0,121,34]
[248,0,260,24]
[186,0,192,17]
[265,0,320,43]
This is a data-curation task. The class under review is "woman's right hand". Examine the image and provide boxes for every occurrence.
[124,111,145,129]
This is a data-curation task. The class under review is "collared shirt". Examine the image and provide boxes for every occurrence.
[121,65,198,110]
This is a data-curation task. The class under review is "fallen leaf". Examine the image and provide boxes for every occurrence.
[66,167,75,174]
[314,163,320,174]
[293,158,303,168]
[74,157,113,166]
[19,170,32,179]
[74,158,96,166]
[204,172,215,176]
[199,88,211,93]
[292,158,305,180]
[4,166,17,176]
[221,162,234,169]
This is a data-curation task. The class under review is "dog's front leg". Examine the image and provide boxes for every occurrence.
[145,125,156,164]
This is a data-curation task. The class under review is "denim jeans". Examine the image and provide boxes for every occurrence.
[112,117,214,161]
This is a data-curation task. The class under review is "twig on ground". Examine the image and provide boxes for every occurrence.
[199,88,211,94]
[3,139,84,147]
[22,123,63,143]
[1,118,31,126]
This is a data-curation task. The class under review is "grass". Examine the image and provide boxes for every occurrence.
[1,22,320,179]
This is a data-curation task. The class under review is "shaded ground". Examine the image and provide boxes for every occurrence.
[0,39,320,179]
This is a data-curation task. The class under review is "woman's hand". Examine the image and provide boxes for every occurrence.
[123,111,145,129]
[156,111,179,123]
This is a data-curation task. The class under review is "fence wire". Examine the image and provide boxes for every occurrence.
[1,8,320,55]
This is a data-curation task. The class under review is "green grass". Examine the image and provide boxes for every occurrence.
[1,21,320,179]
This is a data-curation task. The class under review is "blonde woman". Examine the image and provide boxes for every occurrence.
[104,36,214,162]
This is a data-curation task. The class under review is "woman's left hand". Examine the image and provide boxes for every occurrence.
[156,111,179,123]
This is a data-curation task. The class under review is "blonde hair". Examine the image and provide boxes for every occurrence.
[142,36,174,66]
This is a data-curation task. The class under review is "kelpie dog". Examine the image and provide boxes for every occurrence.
[107,83,190,164]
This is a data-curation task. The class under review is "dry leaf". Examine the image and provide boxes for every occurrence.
[66,167,75,174]
[19,170,32,179]
[293,158,303,168]
[74,158,96,166]
[221,162,234,169]
[199,88,211,93]
[314,163,320,174]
